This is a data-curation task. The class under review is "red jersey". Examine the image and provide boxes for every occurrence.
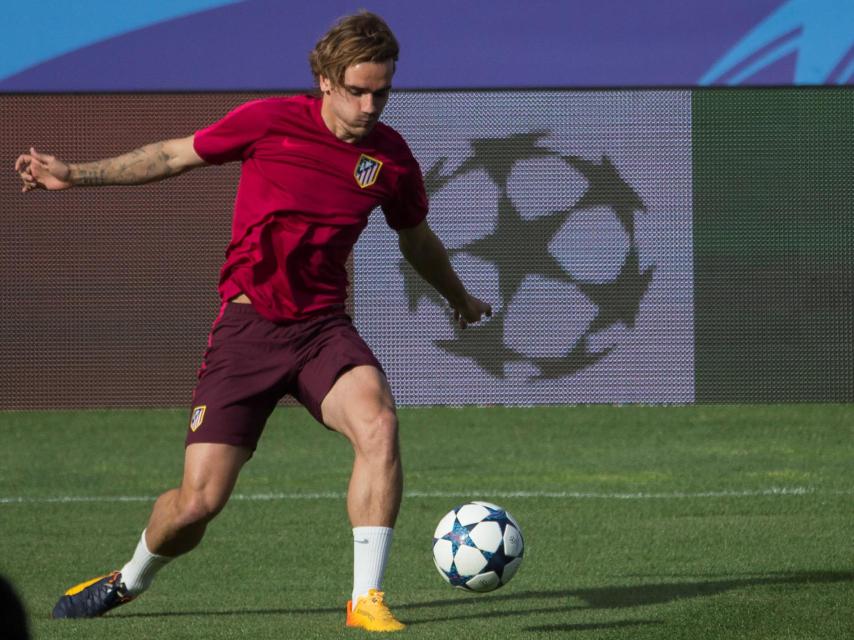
[193,95,428,322]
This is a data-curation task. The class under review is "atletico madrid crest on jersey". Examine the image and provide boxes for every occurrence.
[190,405,206,432]
[354,154,383,188]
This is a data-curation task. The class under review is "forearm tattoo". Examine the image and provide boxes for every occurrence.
[70,143,178,186]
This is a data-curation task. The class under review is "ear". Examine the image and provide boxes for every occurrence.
[319,75,332,94]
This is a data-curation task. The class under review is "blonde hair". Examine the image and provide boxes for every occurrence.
[309,11,399,87]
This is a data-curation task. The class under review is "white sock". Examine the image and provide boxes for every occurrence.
[119,530,173,596]
[352,526,394,609]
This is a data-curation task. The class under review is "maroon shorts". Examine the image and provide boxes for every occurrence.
[185,302,383,451]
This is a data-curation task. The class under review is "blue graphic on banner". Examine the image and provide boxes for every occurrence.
[701,0,854,85]
[1,0,241,84]
[1,0,850,90]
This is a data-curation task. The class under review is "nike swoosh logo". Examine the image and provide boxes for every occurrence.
[355,538,369,544]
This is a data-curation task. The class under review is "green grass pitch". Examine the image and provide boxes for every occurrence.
[1,404,852,639]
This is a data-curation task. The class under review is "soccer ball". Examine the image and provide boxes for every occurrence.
[431,501,524,592]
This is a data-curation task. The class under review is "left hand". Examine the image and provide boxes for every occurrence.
[451,294,492,329]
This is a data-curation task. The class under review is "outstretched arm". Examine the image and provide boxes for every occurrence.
[15,135,206,192]
[397,220,492,329]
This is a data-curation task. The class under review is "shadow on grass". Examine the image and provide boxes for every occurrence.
[562,570,854,611]
[109,570,853,622]
[403,570,854,612]
[110,605,339,619]
[525,620,662,633]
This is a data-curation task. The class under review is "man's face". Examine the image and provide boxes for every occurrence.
[319,59,394,143]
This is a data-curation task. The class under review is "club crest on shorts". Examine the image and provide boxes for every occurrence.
[354,154,383,188]
[190,405,206,432]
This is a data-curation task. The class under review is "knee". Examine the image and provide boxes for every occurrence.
[174,488,229,527]
[353,409,400,463]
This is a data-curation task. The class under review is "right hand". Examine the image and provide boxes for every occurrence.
[451,293,493,330]
[15,148,72,192]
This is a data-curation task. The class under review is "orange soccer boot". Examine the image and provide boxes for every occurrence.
[346,589,405,632]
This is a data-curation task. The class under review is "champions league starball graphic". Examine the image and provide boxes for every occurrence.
[399,131,654,380]
[356,90,694,404]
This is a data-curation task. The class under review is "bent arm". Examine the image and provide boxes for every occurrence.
[397,220,492,327]
[68,135,207,186]
[398,220,467,306]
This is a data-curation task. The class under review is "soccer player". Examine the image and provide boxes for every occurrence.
[15,11,490,632]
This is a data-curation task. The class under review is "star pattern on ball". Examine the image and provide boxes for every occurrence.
[440,519,474,557]
[401,130,654,379]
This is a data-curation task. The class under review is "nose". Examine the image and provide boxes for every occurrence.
[361,93,378,115]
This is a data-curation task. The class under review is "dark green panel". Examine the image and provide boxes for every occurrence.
[693,88,854,402]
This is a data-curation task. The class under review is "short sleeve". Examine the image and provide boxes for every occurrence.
[193,99,272,165]
[381,152,429,230]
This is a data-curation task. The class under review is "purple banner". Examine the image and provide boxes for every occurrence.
[2,0,850,90]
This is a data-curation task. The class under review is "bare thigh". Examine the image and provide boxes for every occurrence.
[320,365,396,438]
[180,442,252,506]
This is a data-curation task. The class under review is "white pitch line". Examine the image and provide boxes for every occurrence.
[1,487,850,505]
